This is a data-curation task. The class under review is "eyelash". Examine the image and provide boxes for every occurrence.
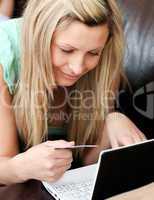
[61,49,99,56]
[61,49,73,53]
[90,52,99,56]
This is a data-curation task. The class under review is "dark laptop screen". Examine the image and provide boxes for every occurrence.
[92,140,154,199]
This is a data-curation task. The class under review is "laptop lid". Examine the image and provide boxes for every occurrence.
[91,139,154,199]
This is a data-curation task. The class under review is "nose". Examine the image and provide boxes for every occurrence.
[69,54,85,76]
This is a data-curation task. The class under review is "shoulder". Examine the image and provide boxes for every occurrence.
[0,17,22,47]
[0,18,23,95]
[0,17,22,32]
[0,17,22,56]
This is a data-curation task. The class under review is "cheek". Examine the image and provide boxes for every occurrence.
[51,48,67,68]
[85,56,100,71]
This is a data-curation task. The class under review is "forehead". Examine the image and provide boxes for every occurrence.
[53,21,109,50]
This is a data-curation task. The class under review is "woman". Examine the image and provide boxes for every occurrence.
[0,0,146,185]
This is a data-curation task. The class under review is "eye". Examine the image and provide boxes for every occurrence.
[88,52,100,56]
[60,48,74,54]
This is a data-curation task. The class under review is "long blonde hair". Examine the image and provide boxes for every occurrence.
[13,0,124,156]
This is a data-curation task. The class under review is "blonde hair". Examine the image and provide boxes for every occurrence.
[13,0,124,157]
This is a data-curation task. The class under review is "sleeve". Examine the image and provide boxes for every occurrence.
[0,26,16,95]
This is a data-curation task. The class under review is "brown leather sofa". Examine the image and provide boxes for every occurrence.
[13,0,154,139]
[117,0,154,139]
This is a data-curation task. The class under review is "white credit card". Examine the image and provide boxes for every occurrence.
[56,145,98,149]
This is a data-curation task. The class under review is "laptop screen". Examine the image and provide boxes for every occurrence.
[92,139,154,199]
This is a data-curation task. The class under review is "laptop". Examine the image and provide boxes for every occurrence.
[42,139,154,200]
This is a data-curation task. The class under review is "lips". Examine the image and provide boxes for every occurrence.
[62,72,79,80]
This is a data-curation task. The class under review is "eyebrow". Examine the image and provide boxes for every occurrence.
[58,43,103,52]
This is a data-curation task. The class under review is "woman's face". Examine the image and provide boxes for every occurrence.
[51,20,109,86]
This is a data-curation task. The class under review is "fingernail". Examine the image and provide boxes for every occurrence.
[69,141,75,145]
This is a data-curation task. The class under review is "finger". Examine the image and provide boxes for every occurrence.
[51,164,71,180]
[58,164,72,173]
[53,158,73,168]
[110,138,119,148]
[134,128,147,141]
[46,164,71,182]
[131,133,143,143]
[118,135,135,146]
[129,129,146,143]
[51,149,73,159]
[120,126,143,144]
[129,123,147,142]
[45,140,75,148]
[139,132,147,140]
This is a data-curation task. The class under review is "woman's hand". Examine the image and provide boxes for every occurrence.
[12,140,74,183]
[104,112,147,148]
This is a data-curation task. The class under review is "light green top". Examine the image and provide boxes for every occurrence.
[0,18,67,140]
[0,18,22,94]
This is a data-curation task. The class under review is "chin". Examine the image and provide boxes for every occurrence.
[57,79,77,87]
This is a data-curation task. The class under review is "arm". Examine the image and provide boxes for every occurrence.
[0,65,74,185]
[83,112,146,165]
[83,76,146,165]
[0,0,14,17]
[83,73,120,165]
[82,119,110,165]
[0,64,22,184]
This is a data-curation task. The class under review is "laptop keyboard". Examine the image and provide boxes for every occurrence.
[52,180,93,200]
